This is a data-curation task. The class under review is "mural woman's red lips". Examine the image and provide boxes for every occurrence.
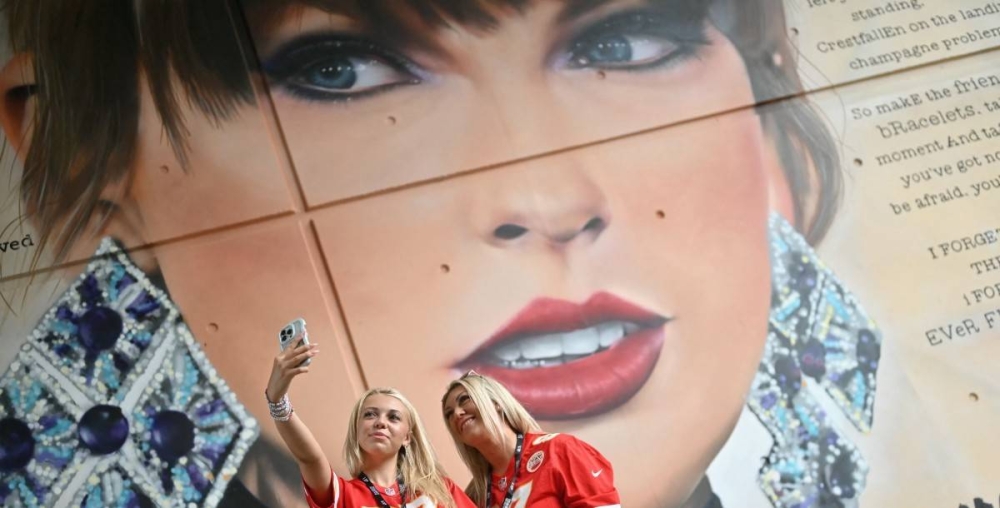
[455,292,669,419]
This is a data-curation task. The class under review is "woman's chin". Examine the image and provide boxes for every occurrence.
[360,444,396,460]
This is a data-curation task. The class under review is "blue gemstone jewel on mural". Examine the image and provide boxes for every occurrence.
[78,306,124,352]
[150,410,196,463]
[1,238,258,508]
[0,417,35,472]
[78,405,130,455]
[798,339,826,379]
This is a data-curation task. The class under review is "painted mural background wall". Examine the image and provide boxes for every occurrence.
[0,1,998,507]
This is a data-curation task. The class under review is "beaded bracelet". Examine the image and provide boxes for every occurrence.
[265,390,294,422]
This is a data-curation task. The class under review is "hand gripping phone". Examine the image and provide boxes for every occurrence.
[278,318,311,366]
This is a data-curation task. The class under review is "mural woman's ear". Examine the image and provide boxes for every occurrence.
[0,52,35,155]
[89,178,156,273]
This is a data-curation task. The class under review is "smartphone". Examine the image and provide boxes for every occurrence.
[278,318,311,366]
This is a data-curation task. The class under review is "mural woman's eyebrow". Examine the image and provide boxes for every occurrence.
[557,0,707,24]
[246,0,451,56]
[557,0,619,23]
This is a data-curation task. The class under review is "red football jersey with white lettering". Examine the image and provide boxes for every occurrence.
[305,469,477,508]
[486,433,620,508]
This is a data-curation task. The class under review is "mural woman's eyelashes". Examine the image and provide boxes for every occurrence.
[560,8,711,73]
[262,33,422,102]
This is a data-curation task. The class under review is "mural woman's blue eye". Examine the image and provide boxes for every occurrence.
[303,57,357,90]
[570,34,681,70]
[282,56,415,100]
[577,34,634,64]
[291,56,411,94]
[264,36,420,101]
[564,10,710,72]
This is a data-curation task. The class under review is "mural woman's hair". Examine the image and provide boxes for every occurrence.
[1,0,254,262]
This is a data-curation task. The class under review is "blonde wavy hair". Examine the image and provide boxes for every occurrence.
[345,387,454,508]
[442,373,542,507]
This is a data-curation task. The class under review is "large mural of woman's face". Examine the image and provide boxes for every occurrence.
[243,3,809,505]
[1,1,998,507]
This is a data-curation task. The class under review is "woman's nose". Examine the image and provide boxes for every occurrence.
[475,156,611,250]
[461,55,611,250]
[492,214,607,245]
[450,408,468,428]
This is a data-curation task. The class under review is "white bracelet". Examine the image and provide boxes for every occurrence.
[266,391,293,421]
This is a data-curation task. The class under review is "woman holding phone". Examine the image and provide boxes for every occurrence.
[267,340,475,508]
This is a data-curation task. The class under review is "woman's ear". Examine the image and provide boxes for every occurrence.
[94,184,156,272]
[53,176,156,272]
[0,52,36,156]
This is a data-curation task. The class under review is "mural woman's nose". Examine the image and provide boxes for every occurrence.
[486,159,611,249]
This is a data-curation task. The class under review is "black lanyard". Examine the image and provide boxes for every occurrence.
[485,433,524,508]
[358,472,405,508]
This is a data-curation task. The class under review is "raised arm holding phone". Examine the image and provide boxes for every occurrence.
[266,319,475,508]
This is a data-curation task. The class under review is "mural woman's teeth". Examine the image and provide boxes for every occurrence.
[488,321,642,369]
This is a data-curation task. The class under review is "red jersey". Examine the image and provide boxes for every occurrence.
[486,433,620,508]
[305,469,477,508]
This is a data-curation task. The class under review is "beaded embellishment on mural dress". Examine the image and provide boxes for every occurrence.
[0,238,258,507]
[749,214,882,508]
